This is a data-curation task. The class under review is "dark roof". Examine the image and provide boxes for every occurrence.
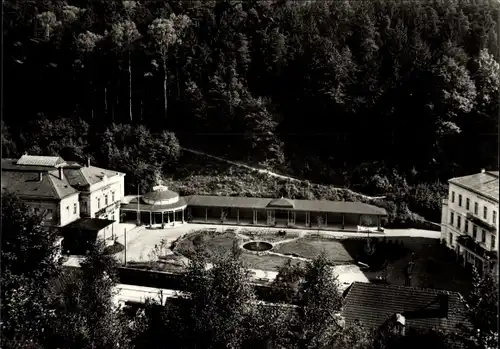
[449,171,499,202]
[64,218,115,232]
[1,170,79,200]
[120,196,188,212]
[342,282,467,333]
[63,164,124,188]
[185,195,387,216]
[142,189,179,202]
[267,197,295,208]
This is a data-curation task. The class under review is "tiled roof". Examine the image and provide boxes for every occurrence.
[1,170,79,200]
[342,282,468,333]
[2,158,60,172]
[184,195,387,216]
[17,155,65,167]
[449,171,499,202]
[63,164,124,188]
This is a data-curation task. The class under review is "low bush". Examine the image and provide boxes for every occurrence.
[169,151,444,227]
[103,242,125,255]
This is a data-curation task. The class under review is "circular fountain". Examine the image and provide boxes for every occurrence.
[242,241,273,255]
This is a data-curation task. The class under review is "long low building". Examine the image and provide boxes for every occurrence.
[120,185,387,232]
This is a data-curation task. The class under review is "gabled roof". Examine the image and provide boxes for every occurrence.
[16,155,65,167]
[342,282,467,333]
[449,171,499,202]
[1,170,79,200]
[267,197,295,208]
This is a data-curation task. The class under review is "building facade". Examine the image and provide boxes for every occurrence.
[121,190,388,232]
[441,170,499,274]
[2,155,125,239]
[63,159,125,235]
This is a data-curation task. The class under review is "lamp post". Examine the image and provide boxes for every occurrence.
[124,228,127,266]
[136,183,141,226]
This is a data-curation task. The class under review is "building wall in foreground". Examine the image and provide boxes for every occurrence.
[59,194,80,227]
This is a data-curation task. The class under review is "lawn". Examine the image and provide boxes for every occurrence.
[174,230,301,272]
[274,237,363,263]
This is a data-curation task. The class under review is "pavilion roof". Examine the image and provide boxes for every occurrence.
[185,195,387,216]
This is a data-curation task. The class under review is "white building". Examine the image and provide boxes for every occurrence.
[1,155,125,240]
[63,158,125,231]
[441,170,499,274]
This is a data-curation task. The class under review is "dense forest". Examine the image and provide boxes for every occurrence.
[2,0,499,222]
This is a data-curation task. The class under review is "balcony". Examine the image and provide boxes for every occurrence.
[466,213,497,233]
[95,201,121,217]
[457,235,497,260]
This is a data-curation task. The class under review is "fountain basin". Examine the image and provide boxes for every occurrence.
[242,241,273,255]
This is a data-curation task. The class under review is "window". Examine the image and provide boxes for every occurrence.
[450,212,454,225]
[465,221,469,233]
[457,216,461,230]
[112,191,115,202]
[449,233,453,246]
[481,230,486,243]
[474,202,478,215]
[483,206,488,220]
[451,191,455,203]
[493,211,497,225]
[66,206,70,217]
[492,235,496,250]
[111,213,115,221]
[105,194,108,206]
[73,203,77,214]
[466,198,470,210]
[473,225,477,239]
[97,198,100,209]
[458,194,462,207]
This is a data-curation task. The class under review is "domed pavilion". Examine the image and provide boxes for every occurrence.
[120,184,187,227]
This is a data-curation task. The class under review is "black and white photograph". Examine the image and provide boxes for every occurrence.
[1,1,498,349]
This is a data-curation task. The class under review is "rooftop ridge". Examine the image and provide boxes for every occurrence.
[45,172,62,199]
[350,281,459,296]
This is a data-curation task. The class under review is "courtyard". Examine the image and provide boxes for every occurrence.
[101,223,471,294]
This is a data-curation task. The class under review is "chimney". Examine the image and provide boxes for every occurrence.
[58,167,64,180]
[87,157,90,167]
[39,172,43,182]
[437,294,449,318]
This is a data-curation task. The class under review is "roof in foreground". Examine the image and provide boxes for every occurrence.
[185,195,387,215]
[449,171,499,202]
[342,282,467,333]
[63,218,115,231]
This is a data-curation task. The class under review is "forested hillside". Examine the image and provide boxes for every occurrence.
[2,0,499,220]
